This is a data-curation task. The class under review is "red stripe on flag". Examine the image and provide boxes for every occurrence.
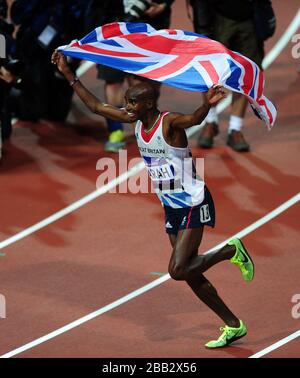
[256,69,273,125]
[256,69,264,100]
[126,35,230,80]
[125,35,228,56]
[229,51,254,95]
[139,56,192,80]
[199,61,219,84]
[258,98,273,126]
[102,23,122,39]
[76,44,146,59]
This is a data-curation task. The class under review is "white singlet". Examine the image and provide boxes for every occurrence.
[135,112,205,209]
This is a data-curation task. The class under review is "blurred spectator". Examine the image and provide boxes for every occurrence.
[123,0,175,136]
[84,0,174,152]
[124,0,174,29]
[125,0,174,89]
[188,0,275,152]
[0,0,175,157]
[84,0,127,153]
[0,0,86,155]
[10,0,86,120]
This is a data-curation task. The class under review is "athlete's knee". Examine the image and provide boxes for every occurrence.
[168,246,197,281]
[168,253,187,280]
[168,263,186,281]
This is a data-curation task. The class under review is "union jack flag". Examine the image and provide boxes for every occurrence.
[58,22,277,128]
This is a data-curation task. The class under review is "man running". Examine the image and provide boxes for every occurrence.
[52,50,254,348]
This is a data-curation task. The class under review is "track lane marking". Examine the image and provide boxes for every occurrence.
[0,192,299,358]
[249,329,300,358]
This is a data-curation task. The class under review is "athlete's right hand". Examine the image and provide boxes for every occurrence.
[51,50,69,74]
[205,84,227,106]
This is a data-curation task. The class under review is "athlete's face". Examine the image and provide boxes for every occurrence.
[124,93,148,121]
[124,84,156,121]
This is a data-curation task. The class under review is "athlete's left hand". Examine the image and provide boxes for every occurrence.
[205,84,227,106]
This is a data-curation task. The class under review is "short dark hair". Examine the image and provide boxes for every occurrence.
[127,82,159,103]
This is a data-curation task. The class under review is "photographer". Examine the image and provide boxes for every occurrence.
[9,0,86,122]
[0,0,87,158]
[123,1,175,107]
[124,0,174,29]
[84,0,127,152]
[188,0,276,152]
[0,57,52,121]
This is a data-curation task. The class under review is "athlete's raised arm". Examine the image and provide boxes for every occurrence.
[51,51,135,123]
[170,85,226,129]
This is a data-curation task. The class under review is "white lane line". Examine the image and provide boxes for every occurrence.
[262,8,300,70]
[76,61,94,77]
[1,192,299,358]
[1,10,298,250]
[0,275,170,359]
[249,329,300,358]
[205,192,300,253]
[0,162,144,250]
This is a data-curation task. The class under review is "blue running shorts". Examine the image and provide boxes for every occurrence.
[163,187,215,235]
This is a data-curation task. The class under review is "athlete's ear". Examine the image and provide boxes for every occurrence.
[146,99,154,109]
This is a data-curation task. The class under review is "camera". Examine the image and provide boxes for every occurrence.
[124,0,152,22]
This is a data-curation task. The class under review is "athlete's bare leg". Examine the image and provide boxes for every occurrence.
[168,228,240,327]
[168,227,235,279]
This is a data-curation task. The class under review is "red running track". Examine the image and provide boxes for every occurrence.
[0,0,299,358]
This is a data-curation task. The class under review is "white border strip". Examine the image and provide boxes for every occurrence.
[0,192,299,358]
[249,329,300,358]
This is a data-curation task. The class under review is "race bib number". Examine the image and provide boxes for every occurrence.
[147,163,175,182]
